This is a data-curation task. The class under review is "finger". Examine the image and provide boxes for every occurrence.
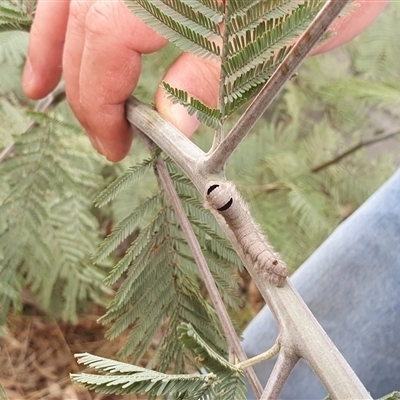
[23,0,70,99]
[311,0,389,55]
[69,1,168,161]
[62,0,93,137]
[155,52,220,137]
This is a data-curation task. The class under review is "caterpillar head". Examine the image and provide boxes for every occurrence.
[206,181,234,211]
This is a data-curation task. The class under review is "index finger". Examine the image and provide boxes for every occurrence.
[23,0,70,99]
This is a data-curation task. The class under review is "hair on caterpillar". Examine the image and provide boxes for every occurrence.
[205,181,287,287]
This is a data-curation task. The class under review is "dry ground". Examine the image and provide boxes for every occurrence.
[0,271,262,400]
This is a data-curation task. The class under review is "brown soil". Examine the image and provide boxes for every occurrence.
[0,308,146,400]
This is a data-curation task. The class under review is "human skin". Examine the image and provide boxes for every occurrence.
[22,0,388,162]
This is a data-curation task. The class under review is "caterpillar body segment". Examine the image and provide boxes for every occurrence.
[206,181,288,287]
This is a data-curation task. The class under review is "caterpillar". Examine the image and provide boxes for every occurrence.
[205,181,288,287]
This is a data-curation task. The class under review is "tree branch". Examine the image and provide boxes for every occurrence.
[154,156,263,399]
[127,97,371,398]
[126,97,205,173]
[203,0,351,174]
[261,346,298,400]
[311,128,400,173]
[134,127,262,397]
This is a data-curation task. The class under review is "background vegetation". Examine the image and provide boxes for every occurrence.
[0,0,399,398]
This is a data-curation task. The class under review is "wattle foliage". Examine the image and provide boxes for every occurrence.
[1,0,399,398]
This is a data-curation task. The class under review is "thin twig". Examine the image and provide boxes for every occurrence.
[0,81,66,164]
[203,0,350,174]
[211,4,231,151]
[312,128,400,173]
[154,156,263,399]
[0,142,15,163]
[261,347,298,400]
[236,342,280,370]
[246,128,400,196]
[134,128,262,396]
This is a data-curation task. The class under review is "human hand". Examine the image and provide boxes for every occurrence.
[22,0,220,161]
[22,0,388,162]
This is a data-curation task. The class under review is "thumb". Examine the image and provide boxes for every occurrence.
[155,52,220,137]
[310,0,388,56]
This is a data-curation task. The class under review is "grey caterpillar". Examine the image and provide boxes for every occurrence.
[205,181,288,287]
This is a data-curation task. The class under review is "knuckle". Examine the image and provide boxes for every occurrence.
[69,0,90,22]
[85,1,114,36]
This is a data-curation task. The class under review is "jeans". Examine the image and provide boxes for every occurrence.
[242,167,400,399]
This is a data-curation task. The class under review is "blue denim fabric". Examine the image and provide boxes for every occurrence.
[242,167,400,399]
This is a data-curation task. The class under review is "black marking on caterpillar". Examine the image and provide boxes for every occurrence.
[205,181,288,287]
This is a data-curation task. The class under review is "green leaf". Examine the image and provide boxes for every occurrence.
[178,323,240,376]
[93,194,160,263]
[94,156,155,207]
[181,0,224,23]
[0,2,33,32]
[226,0,301,35]
[0,382,8,400]
[71,353,216,397]
[96,156,245,370]
[222,46,292,116]
[163,81,223,128]
[325,79,400,108]
[225,1,323,75]
[0,108,109,323]
[160,0,222,35]
[125,0,221,59]
[178,323,246,400]
[378,392,400,400]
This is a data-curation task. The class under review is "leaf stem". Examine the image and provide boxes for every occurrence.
[203,0,351,174]
[154,156,263,399]
[210,3,231,151]
[236,342,280,370]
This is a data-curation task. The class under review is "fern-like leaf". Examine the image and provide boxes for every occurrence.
[181,0,224,22]
[161,0,222,35]
[226,0,301,35]
[225,1,323,75]
[325,79,400,108]
[0,1,33,32]
[125,0,221,59]
[163,82,223,128]
[93,194,160,263]
[224,46,292,112]
[128,0,325,126]
[378,392,400,400]
[178,323,239,376]
[94,155,245,372]
[72,353,216,398]
[94,156,155,207]
[0,109,110,323]
[178,323,246,400]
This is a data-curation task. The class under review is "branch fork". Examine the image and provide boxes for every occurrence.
[126,1,372,398]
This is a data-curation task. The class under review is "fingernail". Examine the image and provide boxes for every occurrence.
[170,103,201,137]
[22,57,34,91]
